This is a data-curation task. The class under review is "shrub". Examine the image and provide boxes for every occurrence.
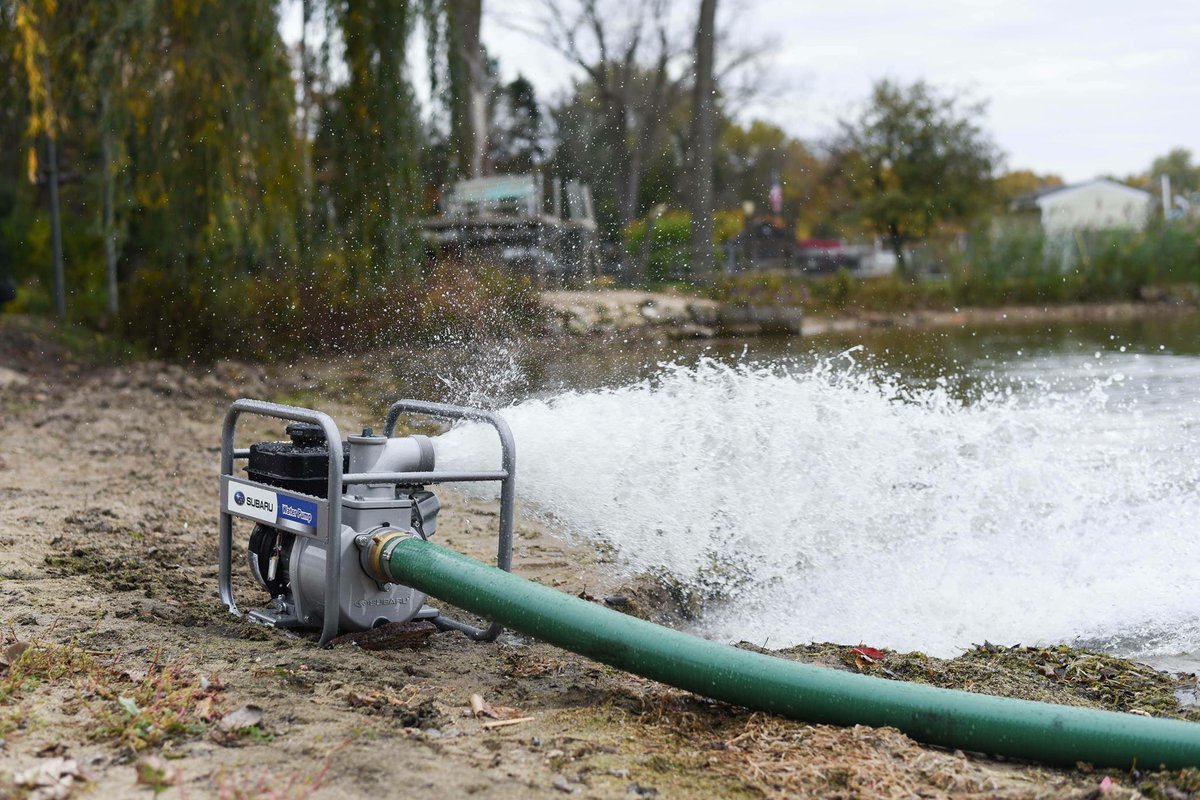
[119,260,544,362]
[625,211,702,284]
[712,221,1199,315]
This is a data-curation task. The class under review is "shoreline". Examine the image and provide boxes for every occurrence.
[805,300,1199,336]
[541,288,1199,340]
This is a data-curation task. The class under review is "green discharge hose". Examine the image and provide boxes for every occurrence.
[385,537,1200,769]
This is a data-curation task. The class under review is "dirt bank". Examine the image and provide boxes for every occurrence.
[2,330,1199,798]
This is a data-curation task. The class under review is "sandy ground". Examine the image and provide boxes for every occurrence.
[1,325,1198,798]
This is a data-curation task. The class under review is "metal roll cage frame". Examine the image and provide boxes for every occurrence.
[219,398,515,646]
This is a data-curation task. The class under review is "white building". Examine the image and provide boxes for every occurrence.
[1012,178,1153,236]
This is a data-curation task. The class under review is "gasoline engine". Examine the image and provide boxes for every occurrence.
[218,398,515,645]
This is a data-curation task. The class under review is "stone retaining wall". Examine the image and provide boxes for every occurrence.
[542,290,802,338]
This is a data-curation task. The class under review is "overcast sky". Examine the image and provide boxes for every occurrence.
[479,0,1199,183]
[281,1,1199,184]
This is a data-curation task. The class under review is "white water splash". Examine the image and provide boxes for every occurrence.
[434,354,1200,659]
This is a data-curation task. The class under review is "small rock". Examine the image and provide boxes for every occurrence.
[0,367,29,389]
[628,783,658,797]
[217,705,264,733]
[565,316,592,335]
[666,323,716,340]
[687,301,720,326]
[423,728,442,739]
[552,774,577,794]
[0,640,32,667]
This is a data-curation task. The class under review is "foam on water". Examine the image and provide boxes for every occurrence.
[434,352,1200,659]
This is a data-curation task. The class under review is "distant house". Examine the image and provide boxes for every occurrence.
[1010,178,1153,236]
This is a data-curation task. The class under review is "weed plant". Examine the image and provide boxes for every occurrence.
[717,222,1200,314]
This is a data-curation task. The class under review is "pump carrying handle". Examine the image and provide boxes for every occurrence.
[383,399,516,642]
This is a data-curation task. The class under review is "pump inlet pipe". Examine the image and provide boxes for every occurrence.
[365,537,1200,770]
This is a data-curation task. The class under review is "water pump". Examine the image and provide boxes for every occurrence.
[218,398,515,645]
[215,405,1200,771]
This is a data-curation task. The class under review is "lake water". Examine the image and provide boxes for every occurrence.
[413,312,1200,668]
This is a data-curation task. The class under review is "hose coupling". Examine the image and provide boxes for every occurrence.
[357,528,411,585]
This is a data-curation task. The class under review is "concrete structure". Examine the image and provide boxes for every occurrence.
[1012,178,1153,236]
[418,174,599,283]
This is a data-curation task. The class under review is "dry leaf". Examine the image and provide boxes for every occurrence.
[469,693,522,720]
[0,640,31,668]
[850,646,886,662]
[13,756,86,800]
[212,704,266,746]
[194,696,215,722]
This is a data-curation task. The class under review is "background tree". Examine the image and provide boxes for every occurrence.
[994,169,1064,207]
[13,0,65,317]
[549,65,684,241]
[0,3,23,297]
[446,0,486,179]
[1148,148,1200,196]
[715,120,831,237]
[322,0,421,283]
[533,0,683,237]
[686,0,717,280]
[830,79,1000,277]
[489,75,546,175]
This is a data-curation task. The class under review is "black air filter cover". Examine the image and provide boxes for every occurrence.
[246,423,348,498]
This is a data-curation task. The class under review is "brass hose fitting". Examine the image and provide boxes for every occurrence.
[358,528,412,585]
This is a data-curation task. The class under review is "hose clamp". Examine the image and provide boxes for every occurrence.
[360,528,411,585]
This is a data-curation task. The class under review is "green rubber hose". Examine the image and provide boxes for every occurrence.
[384,537,1200,769]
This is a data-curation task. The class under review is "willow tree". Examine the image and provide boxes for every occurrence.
[322,0,422,283]
[123,0,299,277]
[13,0,65,316]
